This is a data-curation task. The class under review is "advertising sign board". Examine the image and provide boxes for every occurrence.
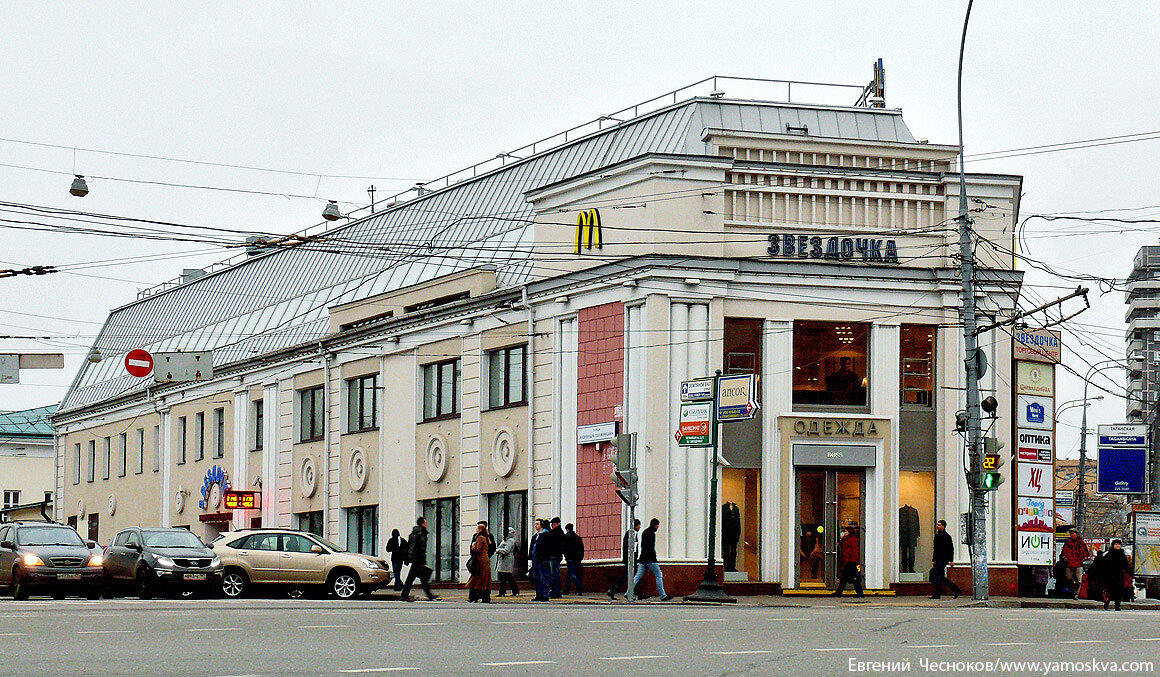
[716,374,759,421]
[680,378,714,402]
[1097,446,1148,494]
[1015,361,1054,397]
[1134,511,1160,578]
[1097,423,1147,446]
[1016,496,1055,532]
[1017,395,1054,431]
[1017,531,1054,565]
[1016,429,1053,463]
[1012,328,1062,363]
[1017,463,1053,498]
[676,402,712,447]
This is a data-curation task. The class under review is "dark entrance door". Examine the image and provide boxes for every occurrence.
[796,469,864,588]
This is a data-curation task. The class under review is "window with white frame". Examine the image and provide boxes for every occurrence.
[118,433,127,477]
[487,345,527,409]
[422,359,461,421]
[72,443,81,485]
[135,428,145,474]
[3,490,19,509]
[102,437,111,480]
[252,399,264,451]
[299,386,324,442]
[346,374,378,433]
[177,417,187,465]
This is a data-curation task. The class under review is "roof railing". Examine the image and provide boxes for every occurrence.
[137,75,865,300]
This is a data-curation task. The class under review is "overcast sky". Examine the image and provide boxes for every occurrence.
[2,2,1158,458]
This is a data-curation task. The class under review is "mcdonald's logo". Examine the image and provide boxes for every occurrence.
[575,208,602,254]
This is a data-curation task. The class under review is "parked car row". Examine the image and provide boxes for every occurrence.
[0,522,390,601]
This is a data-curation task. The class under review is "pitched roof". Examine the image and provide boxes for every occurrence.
[60,98,916,413]
[0,404,57,438]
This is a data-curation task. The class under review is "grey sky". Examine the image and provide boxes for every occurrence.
[2,2,1158,459]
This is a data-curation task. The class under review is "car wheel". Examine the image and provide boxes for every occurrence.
[136,568,154,600]
[221,570,247,599]
[330,571,359,600]
[12,571,29,601]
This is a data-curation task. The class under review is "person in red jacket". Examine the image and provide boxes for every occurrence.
[832,526,864,598]
[1060,529,1090,600]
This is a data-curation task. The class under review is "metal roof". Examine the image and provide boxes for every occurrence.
[59,97,917,413]
[0,404,56,438]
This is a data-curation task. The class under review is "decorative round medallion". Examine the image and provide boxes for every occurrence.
[107,494,117,516]
[491,427,517,477]
[300,456,317,498]
[77,498,86,517]
[208,482,223,510]
[349,448,369,492]
[424,435,447,482]
[174,486,185,514]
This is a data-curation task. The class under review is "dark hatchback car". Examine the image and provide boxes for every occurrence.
[0,521,104,600]
[103,527,222,598]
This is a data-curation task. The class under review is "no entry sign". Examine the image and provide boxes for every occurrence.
[124,349,154,378]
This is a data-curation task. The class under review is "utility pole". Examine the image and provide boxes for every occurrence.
[955,0,988,601]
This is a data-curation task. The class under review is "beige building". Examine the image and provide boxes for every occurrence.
[1,405,56,523]
[54,77,1024,592]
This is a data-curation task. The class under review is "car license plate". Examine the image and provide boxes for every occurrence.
[58,573,81,581]
[183,573,207,581]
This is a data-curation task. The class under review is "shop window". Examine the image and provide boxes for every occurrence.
[486,491,527,566]
[344,505,378,556]
[72,444,81,485]
[899,471,936,580]
[194,412,205,461]
[421,497,460,582]
[346,374,379,433]
[87,441,95,482]
[901,325,936,409]
[487,345,527,409]
[422,359,461,421]
[299,386,325,442]
[295,510,324,537]
[252,399,264,451]
[213,408,225,459]
[792,321,869,409]
[720,469,761,581]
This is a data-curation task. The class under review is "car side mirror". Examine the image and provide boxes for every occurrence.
[310,545,323,555]
[0,540,13,550]
[85,539,97,549]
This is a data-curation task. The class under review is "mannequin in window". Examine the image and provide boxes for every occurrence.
[722,501,742,571]
[826,357,861,405]
[899,504,920,573]
[800,526,822,579]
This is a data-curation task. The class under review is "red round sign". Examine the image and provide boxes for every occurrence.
[124,349,154,378]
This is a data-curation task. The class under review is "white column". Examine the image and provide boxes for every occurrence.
[667,303,689,558]
[232,389,247,531]
[763,320,793,583]
[261,384,278,528]
[870,323,901,589]
[160,408,172,526]
[686,303,710,558]
[557,317,578,522]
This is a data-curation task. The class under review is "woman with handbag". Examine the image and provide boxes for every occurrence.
[466,521,493,603]
[832,525,864,598]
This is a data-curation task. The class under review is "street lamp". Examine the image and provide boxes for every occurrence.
[1077,357,1142,534]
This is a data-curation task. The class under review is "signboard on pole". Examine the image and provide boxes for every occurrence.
[680,378,714,402]
[1015,361,1054,397]
[1012,328,1062,364]
[1017,463,1053,498]
[1017,531,1054,565]
[1096,423,1149,494]
[1016,395,1054,431]
[676,402,712,446]
[1016,496,1055,532]
[716,374,759,422]
[1016,429,1053,463]
[1134,511,1160,578]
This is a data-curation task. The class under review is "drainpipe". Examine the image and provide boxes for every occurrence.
[521,287,536,536]
[321,343,333,540]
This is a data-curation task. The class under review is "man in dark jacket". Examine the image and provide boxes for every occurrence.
[832,526,864,597]
[930,519,961,599]
[606,519,640,599]
[400,516,438,602]
[562,523,585,594]
[547,517,565,598]
[631,518,673,601]
[529,519,551,601]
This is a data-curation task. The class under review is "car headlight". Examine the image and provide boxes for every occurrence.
[210,556,221,568]
[155,556,177,569]
[358,558,379,569]
[22,553,44,567]
[87,555,103,567]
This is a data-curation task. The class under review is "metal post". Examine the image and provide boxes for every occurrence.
[627,505,636,601]
[686,370,736,603]
[1077,375,1091,534]
[955,0,988,601]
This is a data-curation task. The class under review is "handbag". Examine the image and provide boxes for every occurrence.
[466,553,479,576]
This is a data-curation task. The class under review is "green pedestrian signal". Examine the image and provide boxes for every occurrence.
[981,437,1005,491]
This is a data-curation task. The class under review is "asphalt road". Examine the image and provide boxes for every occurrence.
[2,596,1159,676]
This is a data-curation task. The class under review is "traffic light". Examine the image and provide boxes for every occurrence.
[981,437,1005,491]
[612,468,639,507]
[608,433,638,507]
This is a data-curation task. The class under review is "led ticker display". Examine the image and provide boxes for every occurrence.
[223,490,260,510]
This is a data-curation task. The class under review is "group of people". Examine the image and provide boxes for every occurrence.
[829,519,963,600]
[1058,528,1133,610]
[528,517,586,601]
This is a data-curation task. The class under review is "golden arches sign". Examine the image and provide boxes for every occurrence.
[575,208,602,254]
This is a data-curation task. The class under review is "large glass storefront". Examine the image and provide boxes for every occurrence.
[722,318,763,581]
[898,325,937,580]
[793,321,870,409]
[421,497,459,582]
[796,468,865,587]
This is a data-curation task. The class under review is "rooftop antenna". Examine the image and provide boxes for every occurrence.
[367,185,376,213]
[855,58,886,108]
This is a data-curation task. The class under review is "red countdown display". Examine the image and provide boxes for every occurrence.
[223,490,260,510]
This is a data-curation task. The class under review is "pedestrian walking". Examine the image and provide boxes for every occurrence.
[466,521,492,603]
[832,525,864,598]
[547,517,565,598]
[385,528,408,591]
[607,519,641,600]
[400,516,438,602]
[562,522,584,594]
[1060,528,1090,599]
[529,519,551,601]
[495,526,520,597]
[632,518,673,601]
[1101,539,1131,611]
[929,519,961,599]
